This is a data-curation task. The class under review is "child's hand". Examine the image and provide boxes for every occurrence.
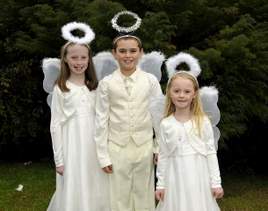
[153,153,158,164]
[155,189,165,201]
[56,165,64,175]
[102,165,113,174]
[212,187,224,199]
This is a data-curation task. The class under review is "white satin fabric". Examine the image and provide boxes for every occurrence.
[47,81,110,211]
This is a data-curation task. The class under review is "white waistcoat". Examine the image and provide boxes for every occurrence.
[106,70,154,146]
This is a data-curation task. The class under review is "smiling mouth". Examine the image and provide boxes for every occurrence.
[74,66,84,70]
[124,60,133,64]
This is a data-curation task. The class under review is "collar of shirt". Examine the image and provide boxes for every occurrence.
[118,68,141,83]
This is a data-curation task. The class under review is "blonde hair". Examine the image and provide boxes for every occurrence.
[56,41,98,92]
[164,71,205,137]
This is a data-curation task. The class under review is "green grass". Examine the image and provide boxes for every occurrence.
[0,161,267,211]
[0,161,55,211]
[218,172,268,211]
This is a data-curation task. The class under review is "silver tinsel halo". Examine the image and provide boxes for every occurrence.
[111,10,141,33]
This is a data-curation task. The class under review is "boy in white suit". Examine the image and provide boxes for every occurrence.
[94,35,163,211]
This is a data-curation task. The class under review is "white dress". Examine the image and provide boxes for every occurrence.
[47,81,110,211]
[156,115,221,211]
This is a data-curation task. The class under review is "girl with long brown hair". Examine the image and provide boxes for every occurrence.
[47,41,110,211]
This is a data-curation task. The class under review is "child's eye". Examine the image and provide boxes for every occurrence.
[119,49,127,53]
[130,49,138,53]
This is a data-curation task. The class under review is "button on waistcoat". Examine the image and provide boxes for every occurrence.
[107,71,154,146]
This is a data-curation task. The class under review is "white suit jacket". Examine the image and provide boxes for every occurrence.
[95,68,163,167]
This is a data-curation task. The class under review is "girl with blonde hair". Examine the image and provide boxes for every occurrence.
[155,71,224,211]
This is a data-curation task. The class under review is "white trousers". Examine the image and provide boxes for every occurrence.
[108,139,155,211]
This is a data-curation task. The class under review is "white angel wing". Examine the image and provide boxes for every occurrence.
[200,86,221,150]
[140,51,165,133]
[42,58,60,93]
[93,51,165,82]
[149,94,166,136]
[42,58,60,107]
[93,51,118,81]
[46,94,53,108]
[138,51,165,81]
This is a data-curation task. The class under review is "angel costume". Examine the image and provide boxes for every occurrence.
[156,114,222,211]
[95,68,163,211]
[47,81,110,211]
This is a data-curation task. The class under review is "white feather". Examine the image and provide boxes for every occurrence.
[15,184,23,192]
[61,22,95,44]
[166,52,201,79]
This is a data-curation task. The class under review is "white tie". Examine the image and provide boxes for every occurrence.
[124,77,132,95]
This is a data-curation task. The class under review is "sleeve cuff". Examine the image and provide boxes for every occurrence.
[211,184,222,188]
[156,186,165,190]
[55,160,64,167]
[99,158,112,168]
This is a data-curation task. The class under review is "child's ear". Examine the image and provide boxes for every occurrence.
[193,92,198,99]
[112,49,116,56]
[139,48,144,58]
[63,56,67,63]
[112,49,118,60]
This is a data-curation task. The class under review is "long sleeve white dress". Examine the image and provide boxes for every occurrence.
[47,81,110,211]
[156,114,221,211]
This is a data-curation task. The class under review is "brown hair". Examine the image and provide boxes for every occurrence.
[112,35,142,51]
[164,71,205,137]
[56,42,98,92]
